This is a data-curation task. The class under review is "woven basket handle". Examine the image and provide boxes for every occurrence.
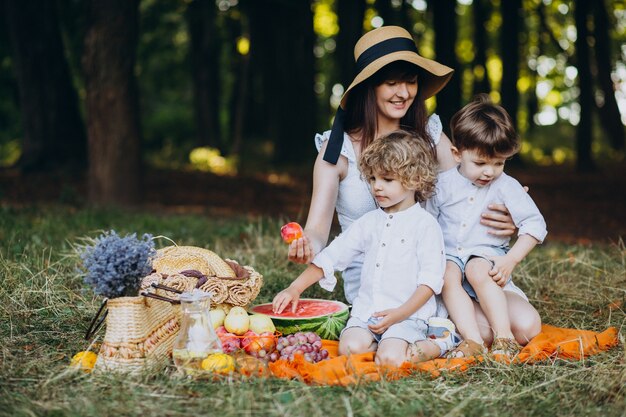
[85,298,108,341]
[140,283,183,304]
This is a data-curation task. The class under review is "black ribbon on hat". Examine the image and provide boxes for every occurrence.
[323,37,419,164]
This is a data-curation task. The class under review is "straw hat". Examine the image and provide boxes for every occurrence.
[340,26,453,108]
[323,26,454,164]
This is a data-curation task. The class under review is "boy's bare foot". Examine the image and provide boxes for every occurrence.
[491,337,522,358]
[445,339,487,358]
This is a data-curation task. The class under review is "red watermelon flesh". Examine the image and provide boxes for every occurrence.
[249,299,349,341]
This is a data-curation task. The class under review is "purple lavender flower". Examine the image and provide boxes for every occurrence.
[79,231,155,298]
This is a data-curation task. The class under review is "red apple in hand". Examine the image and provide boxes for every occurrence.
[280,222,303,244]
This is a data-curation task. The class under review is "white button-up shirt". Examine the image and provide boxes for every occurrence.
[425,167,547,262]
[312,203,445,323]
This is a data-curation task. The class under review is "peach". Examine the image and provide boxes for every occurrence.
[280,222,303,244]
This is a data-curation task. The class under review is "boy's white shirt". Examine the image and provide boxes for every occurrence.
[312,203,446,323]
[425,167,547,262]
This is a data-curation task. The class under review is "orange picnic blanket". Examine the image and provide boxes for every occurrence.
[267,324,619,386]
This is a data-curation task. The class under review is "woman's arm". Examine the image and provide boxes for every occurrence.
[288,140,344,264]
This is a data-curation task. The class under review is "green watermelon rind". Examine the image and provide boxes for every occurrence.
[249,299,350,341]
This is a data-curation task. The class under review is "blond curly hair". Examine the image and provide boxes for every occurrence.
[359,130,438,203]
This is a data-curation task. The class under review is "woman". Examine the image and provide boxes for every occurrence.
[288,26,540,347]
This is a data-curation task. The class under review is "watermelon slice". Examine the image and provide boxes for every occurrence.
[249,299,349,341]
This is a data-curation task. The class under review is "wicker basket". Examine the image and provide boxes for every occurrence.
[91,246,263,373]
[93,275,195,373]
[152,246,263,308]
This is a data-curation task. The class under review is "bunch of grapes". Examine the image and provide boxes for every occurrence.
[268,331,330,363]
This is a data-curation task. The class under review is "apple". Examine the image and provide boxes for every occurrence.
[280,222,303,244]
[217,331,241,354]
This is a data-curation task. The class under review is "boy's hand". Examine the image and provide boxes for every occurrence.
[488,255,518,286]
[272,287,301,314]
[368,308,405,334]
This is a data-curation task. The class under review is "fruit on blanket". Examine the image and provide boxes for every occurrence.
[235,354,271,377]
[224,307,250,335]
[280,222,303,244]
[209,307,226,329]
[70,351,98,372]
[241,330,276,359]
[248,313,276,334]
[201,352,235,375]
[216,326,241,353]
[228,306,248,316]
[270,332,329,363]
[249,299,349,340]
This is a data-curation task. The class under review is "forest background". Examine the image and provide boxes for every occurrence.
[1,3,625,415]
[1,0,625,242]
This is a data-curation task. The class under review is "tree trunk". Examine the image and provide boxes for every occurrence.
[247,0,316,165]
[4,0,86,172]
[229,8,250,156]
[375,0,404,27]
[472,0,490,95]
[592,0,624,150]
[500,0,521,131]
[186,0,221,149]
[431,0,461,135]
[574,0,595,172]
[82,0,142,205]
[336,0,366,89]
[244,0,271,139]
[527,3,550,132]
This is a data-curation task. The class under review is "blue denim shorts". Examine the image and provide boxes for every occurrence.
[341,316,428,344]
[446,246,509,301]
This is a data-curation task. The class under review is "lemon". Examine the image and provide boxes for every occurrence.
[201,353,235,375]
[70,351,98,372]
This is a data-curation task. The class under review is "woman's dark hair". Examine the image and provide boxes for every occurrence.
[344,61,434,160]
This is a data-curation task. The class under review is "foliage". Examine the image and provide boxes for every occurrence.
[77,230,156,299]
[0,0,625,170]
[189,146,238,175]
[0,206,624,416]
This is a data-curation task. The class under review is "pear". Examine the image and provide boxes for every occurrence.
[209,308,226,329]
[224,307,250,335]
[248,313,276,334]
[228,306,248,316]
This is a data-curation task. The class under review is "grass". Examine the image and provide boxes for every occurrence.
[0,205,624,417]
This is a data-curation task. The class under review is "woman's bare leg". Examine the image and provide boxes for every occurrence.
[473,292,542,346]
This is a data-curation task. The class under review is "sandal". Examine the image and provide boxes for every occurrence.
[491,337,522,358]
[445,339,487,359]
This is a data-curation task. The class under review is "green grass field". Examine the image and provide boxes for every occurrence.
[0,206,624,417]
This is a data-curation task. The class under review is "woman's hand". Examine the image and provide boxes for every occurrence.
[481,187,529,236]
[481,204,516,237]
[287,235,315,264]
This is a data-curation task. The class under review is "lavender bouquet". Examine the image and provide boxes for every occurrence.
[78,230,156,299]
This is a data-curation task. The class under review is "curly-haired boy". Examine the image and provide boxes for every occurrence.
[273,130,450,366]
